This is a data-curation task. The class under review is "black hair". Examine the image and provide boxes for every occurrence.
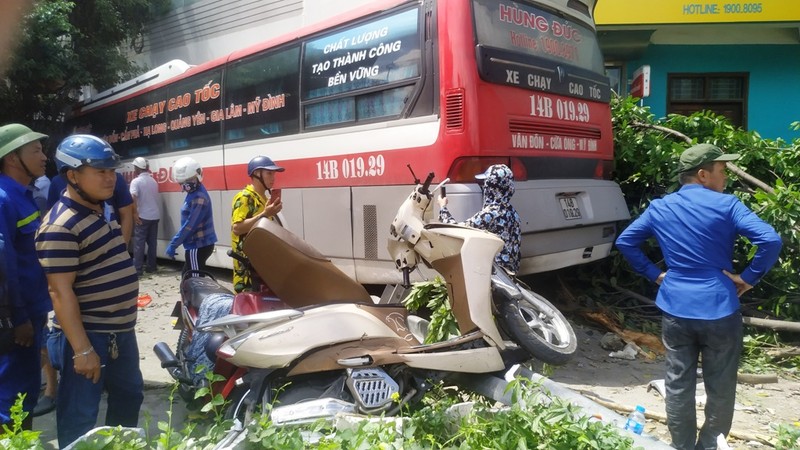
[679,160,717,185]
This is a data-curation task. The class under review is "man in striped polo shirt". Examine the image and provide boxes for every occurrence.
[35,135,143,448]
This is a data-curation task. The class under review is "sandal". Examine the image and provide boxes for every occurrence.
[32,394,56,417]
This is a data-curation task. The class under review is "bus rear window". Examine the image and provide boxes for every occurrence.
[472,0,604,74]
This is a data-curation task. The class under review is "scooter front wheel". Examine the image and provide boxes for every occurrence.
[223,384,251,422]
[175,328,200,404]
[495,284,577,365]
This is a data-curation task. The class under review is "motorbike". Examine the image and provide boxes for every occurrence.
[198,169,577,426]
[153,253,286,405]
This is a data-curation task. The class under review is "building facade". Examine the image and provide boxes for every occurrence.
[595,0,800,140]
[130,0,371,70]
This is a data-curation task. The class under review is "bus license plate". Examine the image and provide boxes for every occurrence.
[559,197,582,220]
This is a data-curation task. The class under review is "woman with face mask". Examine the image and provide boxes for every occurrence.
[438,164,521,273]
[166,157,218,277]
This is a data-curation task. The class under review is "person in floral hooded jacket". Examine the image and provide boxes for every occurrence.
[437,164,521,273]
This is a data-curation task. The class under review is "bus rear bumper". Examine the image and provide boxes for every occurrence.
[518,242,613,275]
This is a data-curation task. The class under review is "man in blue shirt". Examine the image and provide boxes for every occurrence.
[0,223,13,355]
[616,143,782,450]
[48,172,134,245]
[0,123,51,428]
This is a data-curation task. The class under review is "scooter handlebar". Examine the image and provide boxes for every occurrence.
[227,249,248,265]
[419,172,435,196]
[433,178,449,195]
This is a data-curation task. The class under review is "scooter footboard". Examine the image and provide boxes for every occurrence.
[421,226,505,348]
[402,346,505,373]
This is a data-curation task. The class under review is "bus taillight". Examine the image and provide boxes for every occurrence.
[509,157,528,182]
[447,156,508,183]
[596,160,614,180]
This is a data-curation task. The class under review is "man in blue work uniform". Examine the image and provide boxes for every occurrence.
[0,123,51,428]
[615,143,782,450]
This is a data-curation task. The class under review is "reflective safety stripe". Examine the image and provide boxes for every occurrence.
[17,210,40,228]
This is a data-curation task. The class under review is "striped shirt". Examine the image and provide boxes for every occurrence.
[35,196,138,332]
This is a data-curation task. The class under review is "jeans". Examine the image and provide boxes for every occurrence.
[48,329,144,448]
[662,311,742,450]
[0,314,47,423]
[133,219,159,274]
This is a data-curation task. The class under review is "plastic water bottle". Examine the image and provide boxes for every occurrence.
[623,405,646,434]
[624,405,646,435]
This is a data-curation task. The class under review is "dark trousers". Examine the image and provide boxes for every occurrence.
[0,314,47,424]
[47,329,144,448]
[662,311,742,450]
[182,244,215,277]
[132,218,159,274]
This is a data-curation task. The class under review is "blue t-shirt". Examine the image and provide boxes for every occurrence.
[0,226,8,312]
[48,173,133,219]
[616,184,782,320]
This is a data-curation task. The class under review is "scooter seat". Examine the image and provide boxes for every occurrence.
[244,219,373,307]
[231,291,287,315]
[181,276,233,309]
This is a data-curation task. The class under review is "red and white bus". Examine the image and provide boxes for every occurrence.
[67,0,629,284]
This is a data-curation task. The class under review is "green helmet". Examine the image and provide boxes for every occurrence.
[0,123,48,160]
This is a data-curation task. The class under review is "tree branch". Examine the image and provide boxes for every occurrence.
[743,316,800,333]
[630,121,776,195]
[726,163,775,195]
[631,121,691,143]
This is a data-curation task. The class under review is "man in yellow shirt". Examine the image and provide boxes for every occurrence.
[230,156,284,293]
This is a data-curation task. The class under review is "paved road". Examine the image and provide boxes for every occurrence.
[34,260,221,448]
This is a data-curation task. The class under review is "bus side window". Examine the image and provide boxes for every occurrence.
[165,69,223,151]
[300,7,422,129]
[223,46,301,143]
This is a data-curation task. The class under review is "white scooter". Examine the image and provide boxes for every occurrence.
[200,170,576,426]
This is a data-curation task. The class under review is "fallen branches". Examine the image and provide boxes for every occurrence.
[629,120,777,195]
[737,373,779,384]
[743,316,800,333]
[614,286,800,335]
[765,346,800,359]
[631,121,691,144]
[580,310,664,357]
[614,286,656,306]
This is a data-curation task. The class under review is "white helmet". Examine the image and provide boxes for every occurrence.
[132,157,148,170]
[173,156,203,183]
